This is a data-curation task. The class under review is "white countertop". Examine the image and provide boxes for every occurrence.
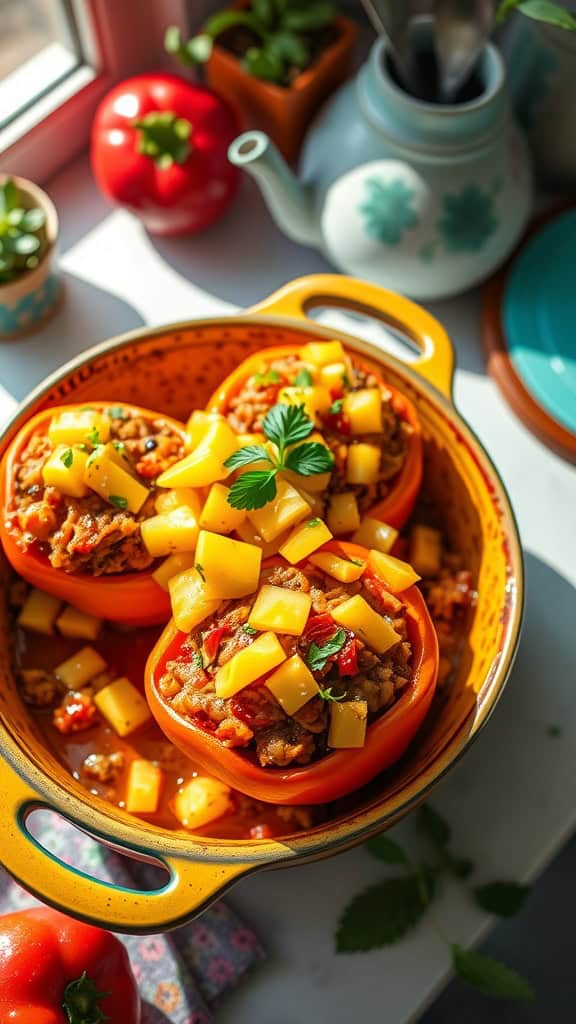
[2,156,575,1024]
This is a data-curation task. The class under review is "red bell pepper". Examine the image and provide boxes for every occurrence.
[91,73,240,236]
[337,636,359,676]
[0,907,140,1023]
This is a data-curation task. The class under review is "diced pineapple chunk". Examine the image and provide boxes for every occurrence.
[56,605,102,641]
[277,385,331,424]
[343,388,383,434]
[248,479,311,542]
[215,632,286,698]
[309,551,366,582]
[328,700,368,748]
[409,525,443,578]
[236,432,263,447]
[278,518,332,564]
[284,431,333,494]
[293,486,324,519]
[84,443,149,513]
[368,550,420,593]
[352,517,398,554]
[266,654,319,714]
[195,531,262,599]
[141,507,199,558]
[94,676,151,736]
[248,585,312,636]
[327,492,360,535]
[234,519,290,558]
[172,777,232,830]
[152,551,197,591]
[331,595,401,654]
[155,487,203,517]
[300,340,345,366]
[200,483,246,534]
[157,419,237,488]
[168,568,221,633]
[320,361,349,392]
[55,646,107,688]
[48,408,111,447]
[17,588,61,635]
[42,445,89,498]
[347,443,381,485]
[126,759,163,814]
[185,410,223,450]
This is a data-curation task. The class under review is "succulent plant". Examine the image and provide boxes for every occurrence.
[497,0,576,31]
[0,178,48,285]
[165,0,336,86]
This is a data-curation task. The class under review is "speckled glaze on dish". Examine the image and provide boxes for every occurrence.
[0,275,523,933]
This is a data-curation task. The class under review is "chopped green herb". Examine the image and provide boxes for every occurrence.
[349,557,364,567]
[328,399,343,415]
[106,406,128,420]
[195,563,206,582]
[113,441,126,452]
[60,448,73,469]
[307,518,322,528]
[254,369,281,387]
[75,443,89,453]
[306,628,347,672]
[294,367,314,387]
[109,494,128,510]
[85,426,100,447]
[318,686,347,703]
[191,651,204,670]
[341,371,351,389]
[242,624,257,635]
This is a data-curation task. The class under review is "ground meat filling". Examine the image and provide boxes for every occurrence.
[225,354,410,513]
[158,563,413,769]
[9,410,185,575]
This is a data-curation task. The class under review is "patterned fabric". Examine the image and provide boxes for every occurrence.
[0,811,264,1023]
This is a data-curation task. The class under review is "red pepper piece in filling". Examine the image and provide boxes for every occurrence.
[53,691,98,735]
[303,613,337,645]
[203,624,231,662]
[337,636,359,677]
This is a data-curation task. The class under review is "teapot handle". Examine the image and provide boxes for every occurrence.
[248,274,454,399]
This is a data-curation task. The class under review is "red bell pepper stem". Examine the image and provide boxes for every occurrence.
[133,109,193,168]
[63,971,109,1024]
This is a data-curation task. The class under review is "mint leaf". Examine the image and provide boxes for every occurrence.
[263,402,314,450]
[417,804,451,848]
[451,946,535,1001]
[227,470,278,511]
[365,835,408,865]
[294,368,314,386]
[224,445,272,471]
[306,628,346,672]
[336,875,430,952]
[109,494,128,509]
[60,448,73,469]
[285,442,334,476]
[474,882,530,918]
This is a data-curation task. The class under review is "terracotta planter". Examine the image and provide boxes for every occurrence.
[0,176,61,341]
[206,15,357,163]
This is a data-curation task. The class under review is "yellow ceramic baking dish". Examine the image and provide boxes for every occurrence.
[0,275,523,933]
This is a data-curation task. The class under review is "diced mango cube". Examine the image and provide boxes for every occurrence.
[172,777,232,830]
[248,479,311,542]
[352,517,398,554]
[327,492,360,535]
[18,588,61,635]
[368,550,420,593]
[157,420,237,488]
[126,759,163,814]
[409,525,443,578]
[84,443,149,513]
[141,507,199,558]
[55,646,107,688]
[320,361,349,392]
[48,409,111,447]
[214,632,286,698]
[195,530,262,599]
[266,654,319,714]
[155,487,203,517]
[309,551,366,583]
[168,568,221,633]
[152,551,197,591]
[42,445,89,498]
[56,605,102,641]
[328,700,368,748]
[277,385,331,425]
[343,389,383,434]
[200,483,246,534]
[185,410,223,450]
[94,676,151,737]
[331,595,401,654]
[234,519,290,558]
[300,340,345,366]
[278,518,332,564]
[248,585,312,636]
[347,443,381,485]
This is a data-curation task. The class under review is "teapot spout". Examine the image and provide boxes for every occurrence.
[228,131,319,248]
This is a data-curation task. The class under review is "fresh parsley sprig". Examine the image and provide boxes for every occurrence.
[306,628,347,672]
[225,403,334,511]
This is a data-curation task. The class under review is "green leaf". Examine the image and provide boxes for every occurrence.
[365,835,408,865]
[267,30,310,69]
[0,178,20,215]
[60,448,73,469]
[307,517,322,527]
[263,402,314,451]
[284,441,334,476]
[450,856,475,880]
[282,2,334,32]
[224,445,272,471]
[500,0,576,29]
[85,426,100,447]
[10,234,40,256]
[21,208,45,232]
[252,0,275,27]
[294,367,314,387]
[164,24,184,52]
[328,398,343,415]
[306,628,346,672]
[227,469,278,510]
[336,875,430,952]
[7,208,25,227]
[109,494,128,510]
[204,10,265,38]
[254,368,281,386]
[318,686,347,702]
[185,34,213,64]
[417,804,451,848]
[191,651,204,669]
[474,882,530,918]
[451,946,535,1001]
[242,624,257,635]
[244,45,285,83]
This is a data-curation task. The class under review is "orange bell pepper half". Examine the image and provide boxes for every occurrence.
[145,541,439,804]
[0,402,188,626]
[205,343,423,529]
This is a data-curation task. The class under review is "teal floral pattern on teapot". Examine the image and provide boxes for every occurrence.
[359,177,418,246]
[437,183,498,253]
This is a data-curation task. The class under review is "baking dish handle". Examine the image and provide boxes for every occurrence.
[248,274,454,399]
[0,761,252,934]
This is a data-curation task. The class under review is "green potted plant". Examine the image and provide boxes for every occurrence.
[165,0,357,163]
[0,176,61,340]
